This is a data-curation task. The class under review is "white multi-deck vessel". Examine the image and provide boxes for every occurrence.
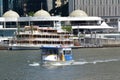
[9,26,73,50]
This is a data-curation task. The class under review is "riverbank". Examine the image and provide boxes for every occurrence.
[1,44,120,50]
[73,44,120,49]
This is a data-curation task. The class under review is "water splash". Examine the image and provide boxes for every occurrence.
[29,62,40,66]
[73,59,120,65]
[92,59,119,64]
[28,59,120,67]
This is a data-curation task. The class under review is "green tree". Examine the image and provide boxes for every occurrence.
[62,26,72,32]
[28,11,34,16]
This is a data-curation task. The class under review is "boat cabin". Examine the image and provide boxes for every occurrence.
[40,46,73,62]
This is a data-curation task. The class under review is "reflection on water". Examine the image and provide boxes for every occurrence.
[0,48,120,80]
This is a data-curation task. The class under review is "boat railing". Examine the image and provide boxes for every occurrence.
[12,43,73,46]
[18,31,60,36]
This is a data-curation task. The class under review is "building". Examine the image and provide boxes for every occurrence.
[0,0,18,17]
[13,0,50,16]
[0,0,54,16]
[0,0,69,17]
[69,0,120,29]
[0,9,113,35]
[0,0,9,17]
[0,9,115,49]
[69,0,120,17]
[54,0,68,8]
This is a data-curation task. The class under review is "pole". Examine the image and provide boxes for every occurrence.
[0,0,3,16]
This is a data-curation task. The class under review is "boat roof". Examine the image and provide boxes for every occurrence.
[40,45,71,50]
[40,47,62,50]
[40,45,62,49]
[0,16,102,22]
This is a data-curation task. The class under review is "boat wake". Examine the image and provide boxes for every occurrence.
[73,59,120,65]
[29,62,40,67]
[28,59,120,67]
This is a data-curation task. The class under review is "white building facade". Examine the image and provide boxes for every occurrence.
[69,0,120,17]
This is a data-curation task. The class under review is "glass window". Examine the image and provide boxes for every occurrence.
[118,0,120,4]
[112,0,114,4]
[0,30,16,37]
[106,0,107,4]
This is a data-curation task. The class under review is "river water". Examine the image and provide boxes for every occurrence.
[0,47,120,80]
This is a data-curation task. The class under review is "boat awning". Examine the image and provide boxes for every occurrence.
[40,47,61,50]
[40,45,62,49]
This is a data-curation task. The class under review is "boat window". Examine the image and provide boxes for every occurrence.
[42,49,46,54]
[63,50,72,55]
[53,49,58,54]
[42,49,58,55]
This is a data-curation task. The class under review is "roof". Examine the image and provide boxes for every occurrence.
[41,47,61,49]
[34,9,51,17]
[72,26,113,29]
[69,10,88,17]
[72,22,113,29]
[3,10,20,18]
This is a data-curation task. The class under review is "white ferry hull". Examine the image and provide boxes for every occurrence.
[10,45,40,50]
[10,44,71,50]
[10,46,40,50]
[10,46,74,50]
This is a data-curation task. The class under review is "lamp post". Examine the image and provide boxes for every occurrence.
[83,30,86,47]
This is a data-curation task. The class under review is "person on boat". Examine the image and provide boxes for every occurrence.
[59,53,65,61]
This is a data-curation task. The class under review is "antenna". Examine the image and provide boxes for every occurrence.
[41,2,43,9]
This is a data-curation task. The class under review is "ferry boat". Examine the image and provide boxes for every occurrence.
[40,45,74,66]
[9,26,73,50]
